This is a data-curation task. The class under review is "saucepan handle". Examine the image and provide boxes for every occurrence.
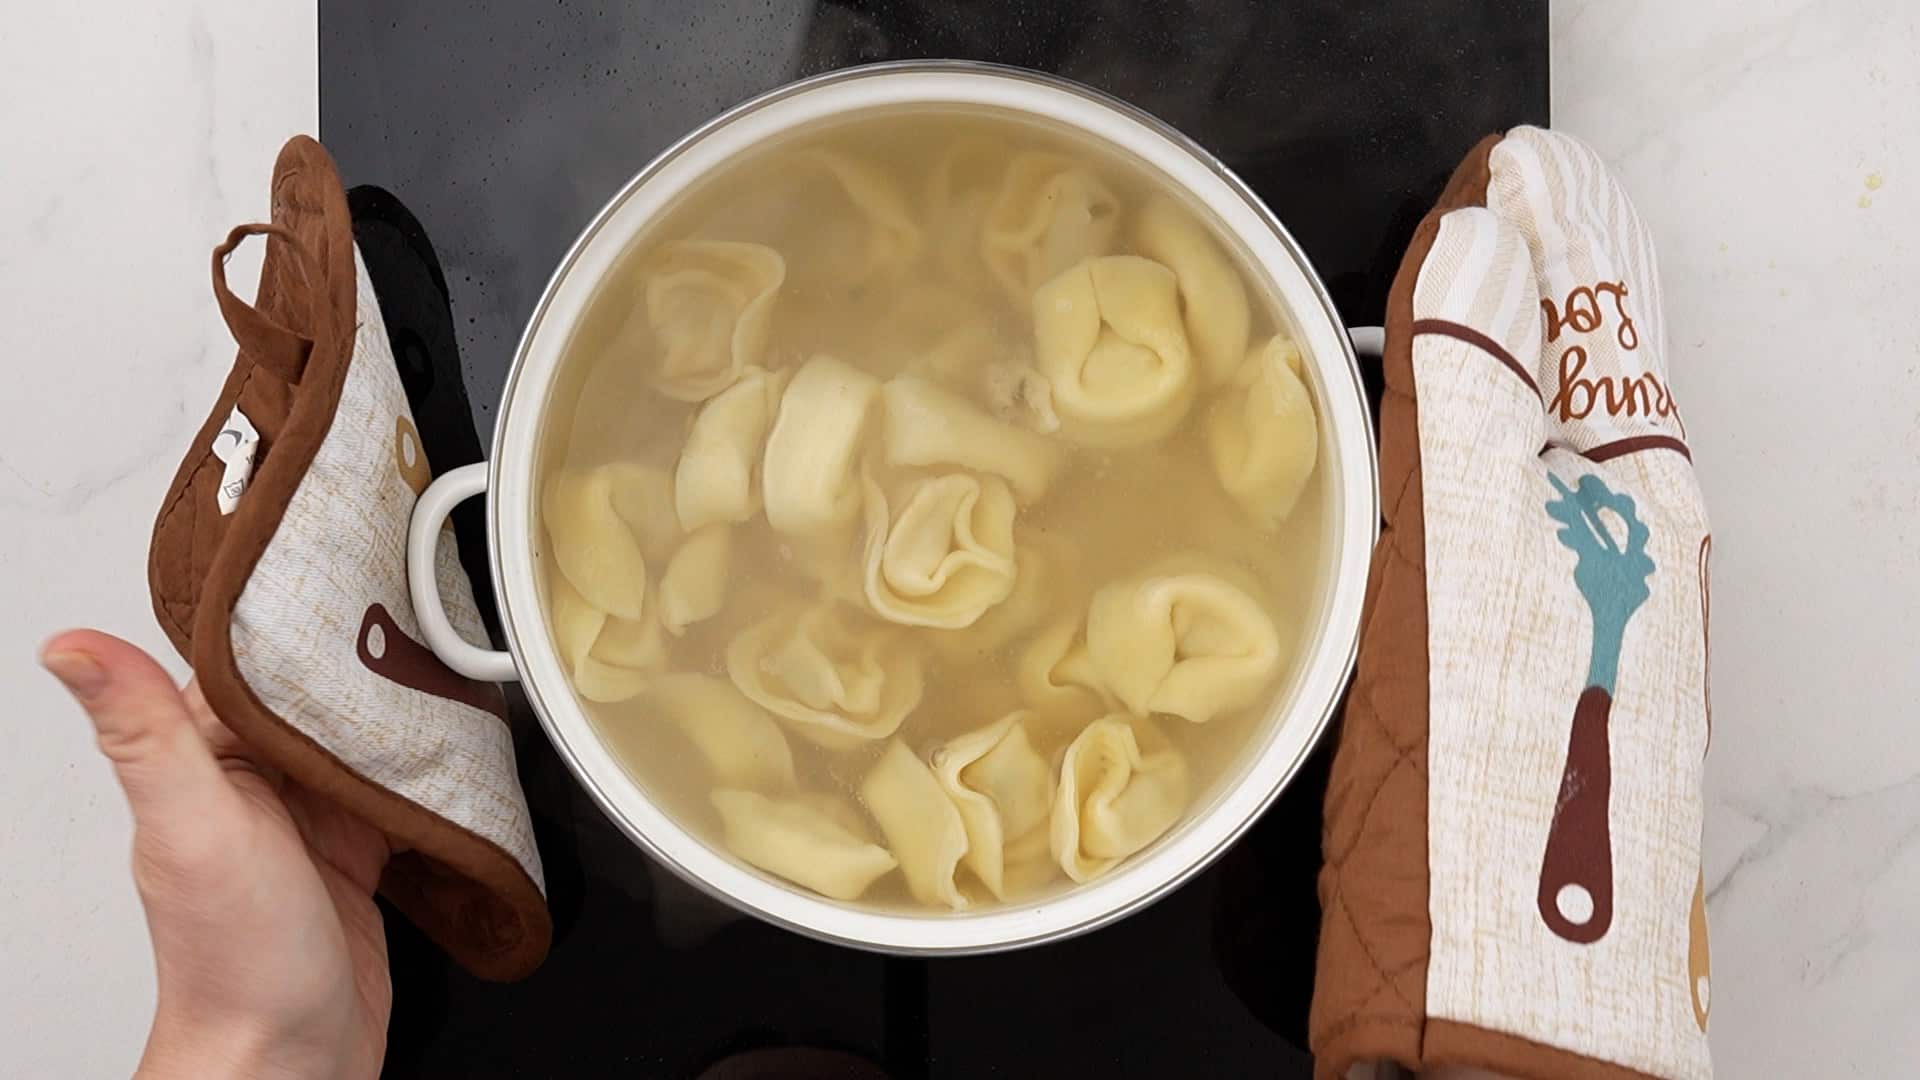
[407,461,520,683]
[1347,325,1385,359]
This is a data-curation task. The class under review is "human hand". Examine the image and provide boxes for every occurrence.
[43,630,392,1080]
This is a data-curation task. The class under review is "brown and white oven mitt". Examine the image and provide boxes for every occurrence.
[1310,127,1713,1079]
[147,136,551,980]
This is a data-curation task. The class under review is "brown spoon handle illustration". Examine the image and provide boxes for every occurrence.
[357,602,506,719]
[1538,685,1615,943]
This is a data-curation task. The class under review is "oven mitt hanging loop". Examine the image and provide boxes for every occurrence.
[208,222,319,385]
[1311,127,1712,1080]
[149,136,551,981]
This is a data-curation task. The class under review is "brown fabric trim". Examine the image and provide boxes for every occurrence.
[210,223,316,384]
[1310,134,1501,1080]
[1313,136,1505,1076]
[1425,1019,1664,1080]
[1410,317,1544,403]
[1580,434,1693,463]
[151,136,551,981]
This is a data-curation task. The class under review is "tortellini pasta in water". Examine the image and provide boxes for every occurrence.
[540,118,1326,914]
[675,366,787,533]
[861,471,1019,630]
[1208,335,1319,528]
[788,148,924,288]
[640,241,785,402]
[548,570,665,704]
[879,375,1063,503]
[1052,717,1190,883]
[643,673,795,792]
[657,525,732,636]
[543,465,655,621]
[933,713,1057,900]
[609,465,684,563]
[983,152,1121,304]
[923,136,1006,292]
[726,599,926,749]
[868,284,996,381]
[983,359,1062,436]
[1032,255,1197,448]
[762,354,879,539]
[1085,566,1284,724]
[1134,195,1251,386]
[862,740,972,910]
[711,789,898,901]
[928,532,1076,662]
[1016,614,1114,728]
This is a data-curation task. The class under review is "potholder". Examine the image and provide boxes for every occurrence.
[147,136,551,980]
[1311,128,1712,1079]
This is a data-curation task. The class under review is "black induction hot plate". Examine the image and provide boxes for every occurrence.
[323,4,1547,1076]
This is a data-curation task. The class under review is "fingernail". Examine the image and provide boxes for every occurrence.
[43,650,109,700]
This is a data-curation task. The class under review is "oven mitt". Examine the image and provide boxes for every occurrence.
[146,136,551,980]
[1310,127,1713,1079]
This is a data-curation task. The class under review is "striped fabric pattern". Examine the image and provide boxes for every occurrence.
[1412,128,1712,1079]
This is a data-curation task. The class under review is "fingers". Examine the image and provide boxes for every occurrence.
[180,678,283,789]
[40,629,241,835]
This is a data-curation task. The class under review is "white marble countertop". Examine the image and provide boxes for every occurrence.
[1,1,1912,1075]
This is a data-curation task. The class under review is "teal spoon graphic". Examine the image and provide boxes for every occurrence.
[1537,472,1654,944]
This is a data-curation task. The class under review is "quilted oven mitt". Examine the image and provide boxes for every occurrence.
[146,137,551,980]
[1310,128,1713,1079]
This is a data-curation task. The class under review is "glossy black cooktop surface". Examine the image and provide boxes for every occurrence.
[322,3,1546,1076]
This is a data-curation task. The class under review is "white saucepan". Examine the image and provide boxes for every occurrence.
[407,60,1380,955]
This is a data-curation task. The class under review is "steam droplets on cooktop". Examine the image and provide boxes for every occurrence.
[322,3,1545,1076]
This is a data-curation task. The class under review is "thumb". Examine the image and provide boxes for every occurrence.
[41,629,237,834]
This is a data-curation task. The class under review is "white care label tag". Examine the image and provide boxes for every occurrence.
[211,406,259,515]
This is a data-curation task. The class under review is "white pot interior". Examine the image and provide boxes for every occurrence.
[488,64,1378,953]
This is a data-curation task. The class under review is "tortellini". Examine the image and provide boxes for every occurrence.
[548,570,665,704]
[1051,717,1190,883]
[642,241,786,402]
[1207,335,1319,528]
[1016,614,1114,727]
[870,284,995,381]
[543,465,653,620]
[762,354,880,539]
[910,319,1001,388]
[861,471,1019,630]
[541,130,1318,914]
[928,533,1075,662]
[605,462,684,563]
[1133,195,1251,386]
[1032,255,1197,448]
[675,366,788,533]
[644,673,795,792]
[879,375,1064,503]
[923,136,1006,292]
[726,599,926,749]
[933,714,1056,900]
[1084,567,1283,724]
[790,149,923,287]
[658,525,732,636]
[711,789,898,901]
[983,152,1121,304]
[984,360,1062,435]
[862,740,972,910]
